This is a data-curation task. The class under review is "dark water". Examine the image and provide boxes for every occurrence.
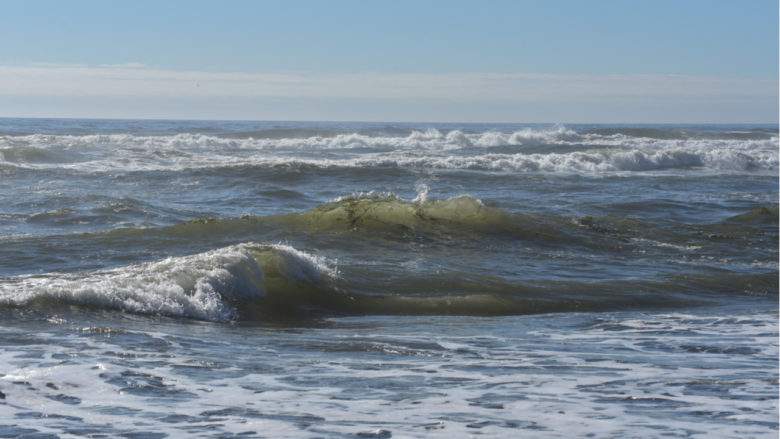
[0,118,777,437]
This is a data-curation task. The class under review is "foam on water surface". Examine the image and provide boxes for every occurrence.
[0,309,776,438]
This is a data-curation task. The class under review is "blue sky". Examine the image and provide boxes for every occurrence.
[1,0,777,122]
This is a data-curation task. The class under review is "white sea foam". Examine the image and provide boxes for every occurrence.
[0,128,776,174]
[269,243,340,281]
[1,310,775,438]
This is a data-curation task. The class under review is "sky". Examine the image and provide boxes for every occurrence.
[1,0,777,123]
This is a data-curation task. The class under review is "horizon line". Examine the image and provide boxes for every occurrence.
[0,115,777,126]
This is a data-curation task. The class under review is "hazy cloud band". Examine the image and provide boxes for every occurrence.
[1,64,776,122]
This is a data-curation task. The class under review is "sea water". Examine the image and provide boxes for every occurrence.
[0,119,777,437]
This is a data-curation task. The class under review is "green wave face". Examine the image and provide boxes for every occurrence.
[123,197,778,254]
[241,248,779,321]
[726,205,779,224]
[297,195,516,233]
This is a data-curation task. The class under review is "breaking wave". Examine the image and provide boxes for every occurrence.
[0,127,776,174]
[0,243,338,321]
[0,242,775,322]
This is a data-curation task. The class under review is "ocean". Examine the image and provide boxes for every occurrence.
[0,118,777,438]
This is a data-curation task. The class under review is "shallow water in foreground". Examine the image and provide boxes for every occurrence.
[0,119,777,437]
[0,307,777,438]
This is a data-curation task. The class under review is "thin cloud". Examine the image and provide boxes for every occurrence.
[0,64,774,102]
[1,64,776,122]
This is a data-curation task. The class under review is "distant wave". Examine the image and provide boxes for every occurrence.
[5,195,774,257]
[0,127,776,175]
[100,194,776,243]
[83,194,644,250]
